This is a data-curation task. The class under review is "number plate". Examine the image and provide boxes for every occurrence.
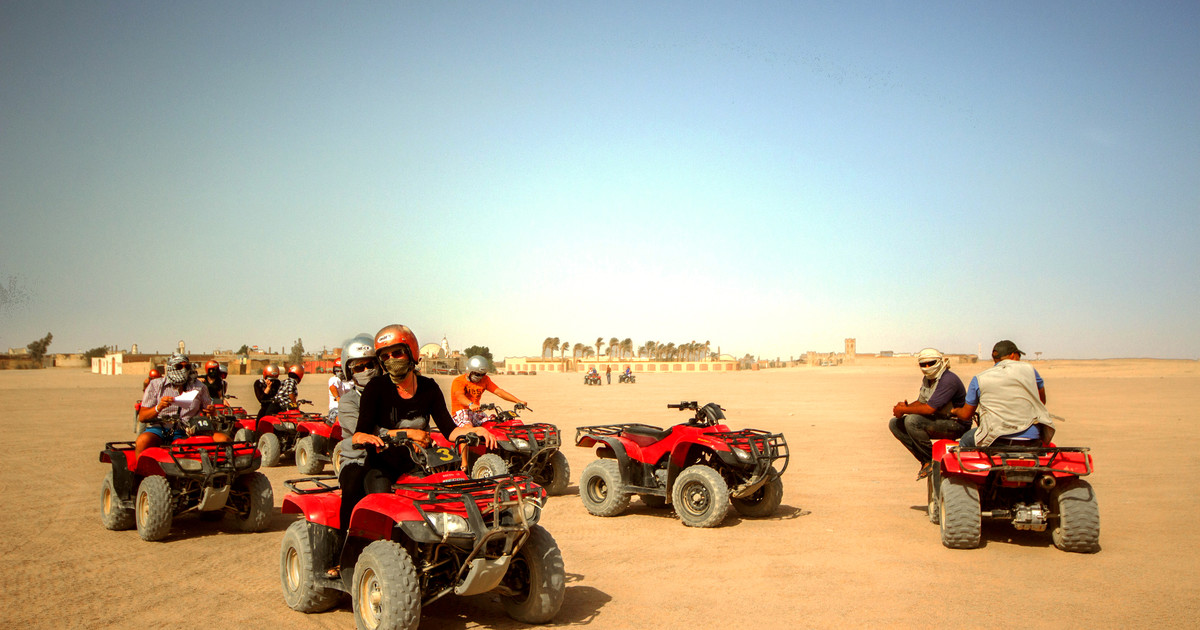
[422,445,461,467]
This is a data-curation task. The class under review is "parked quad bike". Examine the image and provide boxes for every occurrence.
[583,372,601,386]
[928,436,1099,553]
[235,399,325,468]
[432,403,570,495]
[618,372,636,384]
[99,417,274,542]
[575,401,789,528]
[279,433,565,629]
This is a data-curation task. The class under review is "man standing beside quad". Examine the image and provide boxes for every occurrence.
[954,339,1053,447]
[889,348,968,480]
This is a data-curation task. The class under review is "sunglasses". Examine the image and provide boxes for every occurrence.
[172,362,190,369]
[918,360,937,368]
[379,347,410,361]
[350,362,374,373]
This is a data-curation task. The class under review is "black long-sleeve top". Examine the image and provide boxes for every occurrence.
[356,374,456,470]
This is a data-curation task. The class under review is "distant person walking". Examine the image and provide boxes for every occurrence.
[606,365,611,384]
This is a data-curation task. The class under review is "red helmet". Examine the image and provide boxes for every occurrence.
[148,368,162,379]
[287,364,305,381]
[205,359,220,374]
[263,364,280,378]
[374,324,419,360]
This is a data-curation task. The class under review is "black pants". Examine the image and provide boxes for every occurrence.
[889,414,968,464]
[337,456,412,532]
[257,401,282,421]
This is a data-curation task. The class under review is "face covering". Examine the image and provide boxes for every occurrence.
[468,372,485,383]
[166,364,189,385]
[353,367,379,388]
[384,357,413,382]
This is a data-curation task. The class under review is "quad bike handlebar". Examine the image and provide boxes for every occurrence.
[667,401,726,426]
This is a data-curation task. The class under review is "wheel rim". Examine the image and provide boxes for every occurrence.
[587,475,608,502]
[137,489,148,523]
[297,448,307,466]
[284,546,301,591]
[358,567,381,629]
[102,485,113,516]
[505,555,531,603]
[681,480,710,516]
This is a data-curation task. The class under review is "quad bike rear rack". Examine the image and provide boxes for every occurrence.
[951,445,1092,477]
[284,475,340,494]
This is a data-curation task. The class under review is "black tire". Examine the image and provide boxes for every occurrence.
[100,471,134,531]
[352,540,420,630]
[295,436,323,475]
[939,476,981,549]
[1052,479,1100,553]
[471,453,509,479]
[234,428,254,443]
[500,525,565,623]
[579,459,629,517]
[639,494,668,509]
[672,465,730,528]
[926,474,940,524]
[280,520,340,613]
[543,451,570,496]
[731,470,783,518]
[258,432,282,468]
[135,475,173,542]
[230,471,274,532]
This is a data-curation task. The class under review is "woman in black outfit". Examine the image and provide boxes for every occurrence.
[330,324,475,578]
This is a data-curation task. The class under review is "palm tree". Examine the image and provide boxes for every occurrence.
[542,338,554,358]
[645,341,656,360]
[621,338,633,359]
[664,342,676,361]
[572,343,585,359]
[561,341,569,360]
[583,347,595,358]
[595,337,604,359]
[704,340,711,361]
[608,337,619,359]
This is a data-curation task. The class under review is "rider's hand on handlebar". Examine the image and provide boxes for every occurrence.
[401,429,431,447]
[352,431,385,448]
[473,426,498,449]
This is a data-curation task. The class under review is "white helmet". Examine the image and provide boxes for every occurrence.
[341,334,378,386]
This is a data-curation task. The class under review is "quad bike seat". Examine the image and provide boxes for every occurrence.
[622,424,674,443]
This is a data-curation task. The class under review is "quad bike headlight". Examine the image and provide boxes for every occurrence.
[731,447,753,463]
[233,454,253,468]
[509,438,530,450]
[520,497,542,523]
[281,422,296,431]
[426,512,470,536]
[178,458,203,472]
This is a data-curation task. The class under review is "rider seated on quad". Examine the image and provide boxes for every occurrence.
[254,365,282,420]
[889,348,968,480]
[327,358,351,422]
[135,353,225,456]
[954,340,1054,448]
[202,359,227,405]
[273,365,304,411]
[332,324,490,578]
[449,355,514,466]
[624,366,632,378]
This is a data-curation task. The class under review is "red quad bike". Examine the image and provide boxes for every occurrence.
[99,416,274,542]
[279,434,565,630]
[575,401,789,528]
[583,371,601,386]
[292,410,344,475]
[928,437,1099,552]
[239,399,324,468]
[431,403,570,495]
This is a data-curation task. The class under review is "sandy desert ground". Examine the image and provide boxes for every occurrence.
[1,359,1198,629]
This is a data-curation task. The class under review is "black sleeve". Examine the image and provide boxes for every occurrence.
[253,380,266,403]
[424,378,457,436]
[356,379,383,436]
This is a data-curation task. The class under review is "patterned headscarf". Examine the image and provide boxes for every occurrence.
[165,353,191,385]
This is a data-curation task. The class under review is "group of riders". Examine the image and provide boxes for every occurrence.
[134,324,528,578]
[889,339,1054,480]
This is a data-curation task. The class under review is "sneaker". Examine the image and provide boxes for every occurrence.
[916,461,933,480]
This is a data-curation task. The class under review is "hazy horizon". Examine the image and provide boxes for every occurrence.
[2,3,1197,361]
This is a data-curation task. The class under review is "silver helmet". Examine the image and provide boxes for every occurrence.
[342,334,378,387]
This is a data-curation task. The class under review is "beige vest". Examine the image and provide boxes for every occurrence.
[973,360,1055,447]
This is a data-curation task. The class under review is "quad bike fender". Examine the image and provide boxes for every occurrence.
[282,492,343,530]
[584,436,638,480]
[346,493,424,541]
[100,447,138,502]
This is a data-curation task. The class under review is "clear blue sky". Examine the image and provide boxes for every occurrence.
[2,2,1197,360]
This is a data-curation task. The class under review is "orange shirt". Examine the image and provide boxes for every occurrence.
[450,373,498,414]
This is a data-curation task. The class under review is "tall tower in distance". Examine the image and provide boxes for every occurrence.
[844,338,856,364]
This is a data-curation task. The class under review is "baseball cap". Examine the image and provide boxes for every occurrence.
[992,340,1025,358]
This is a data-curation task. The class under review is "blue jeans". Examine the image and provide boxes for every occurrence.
[141,425,187,443]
